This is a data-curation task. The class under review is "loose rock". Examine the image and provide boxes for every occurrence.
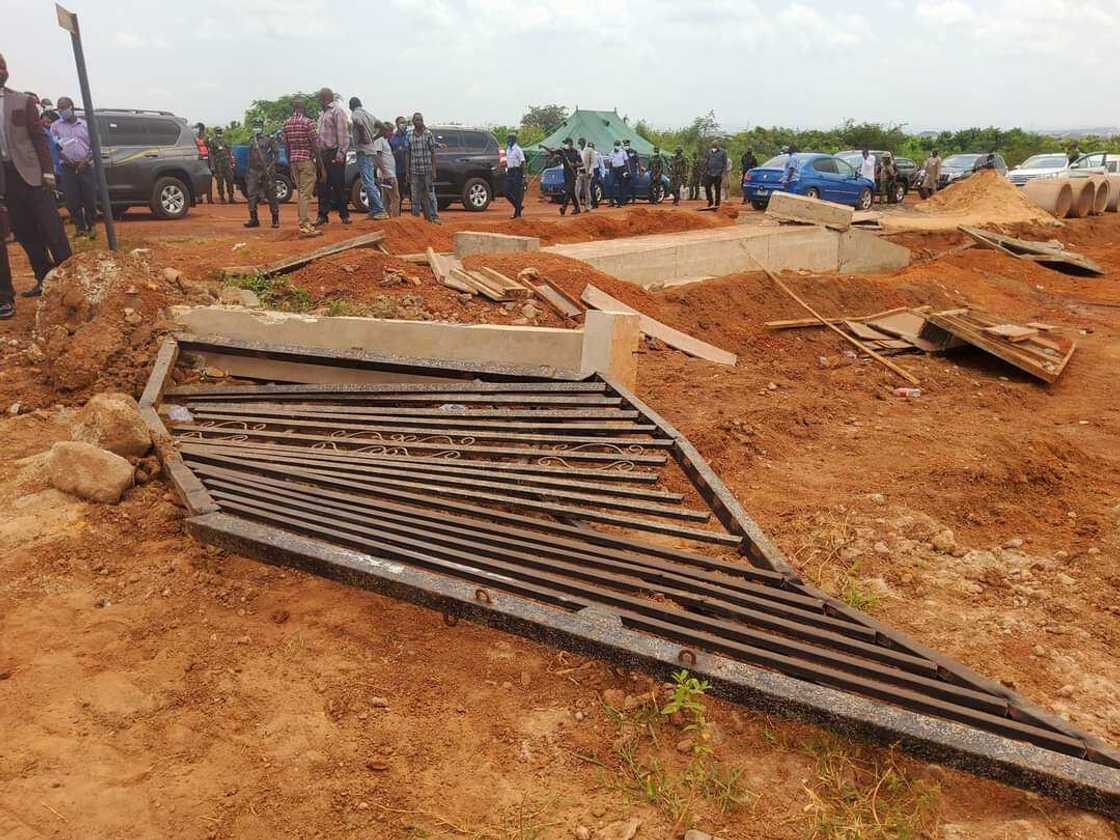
[595,818,641,840]
[47,441,134,504]
[71,392,152,458]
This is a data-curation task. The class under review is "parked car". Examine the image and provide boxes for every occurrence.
[1068,152,1119,175]
[539,162,670,205]
[232,141,295,204]
[836,150,918,201]
[743,153,875,211]
[89,109,211,219]
[358,125,502,213]
[938,153,1008,188]
[1008,153,1070,187]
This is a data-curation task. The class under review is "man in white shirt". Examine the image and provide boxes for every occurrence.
[373,121,399,217]
[859,148,876,182]
[577,137,595,212]
[504,132,526,219]
[608,141,628,207]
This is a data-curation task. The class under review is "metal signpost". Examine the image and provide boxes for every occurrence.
[56,4,117,251]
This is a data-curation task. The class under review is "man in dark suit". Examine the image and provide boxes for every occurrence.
[1,156,13,319]
[0,53,71,302]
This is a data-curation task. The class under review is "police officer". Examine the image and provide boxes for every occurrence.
[648,145,665,199]
[623,140,640,205]
[244,120,279,228]
[688,153,703,201]
[669,147,686,206]
[543,138,582,216]
[209,127,236,203]
[504,132,526,219]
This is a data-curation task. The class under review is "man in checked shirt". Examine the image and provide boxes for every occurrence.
[314,87,351,226]
[281,98,322,236]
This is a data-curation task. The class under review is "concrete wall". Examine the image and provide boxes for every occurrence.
[170,306,638,387]
[545,225,909,288]
[453,231,541,259]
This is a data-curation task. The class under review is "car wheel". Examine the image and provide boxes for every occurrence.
[350,179,369,213]
[274,174,293,204]
[892,182,906,204]
[750,200,768,211]
[648,182,665,205]
[462,177,492,212]
[856,188,873,211]
[806,187,821,200]
[151,176,190,220]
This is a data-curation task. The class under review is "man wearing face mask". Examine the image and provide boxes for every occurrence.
[542,138,581,216]
[0,54,71,305]
[51,97,97,239]
[504,131,525,219]
[704,141,727,209]
[389,116,409,215]
[623,139,639,205]
[244,119,279,229]
[608,141,627,207]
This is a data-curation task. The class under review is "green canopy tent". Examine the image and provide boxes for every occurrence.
[524,109,656,172]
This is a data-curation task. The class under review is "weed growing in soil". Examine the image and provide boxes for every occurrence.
[801,734,941,839]
[226,272,312,312]
[605,671,751,832]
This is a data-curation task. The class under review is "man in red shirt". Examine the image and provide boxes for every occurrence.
[281,98,321,236]
[194,123,212,204]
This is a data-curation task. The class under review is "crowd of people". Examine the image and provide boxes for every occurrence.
[192,91,444,235]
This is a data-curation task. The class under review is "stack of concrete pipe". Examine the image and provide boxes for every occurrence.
[1087,175,1110,214]
[1024,178,1075,218]
[1109,174,1120,211]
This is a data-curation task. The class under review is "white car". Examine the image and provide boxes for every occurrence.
[1008,153,1069,186]
[1068,152,1119,176]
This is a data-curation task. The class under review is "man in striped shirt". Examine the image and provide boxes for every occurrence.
[315,87,350,226]
[281,98,321,235]
[404,112,440,224]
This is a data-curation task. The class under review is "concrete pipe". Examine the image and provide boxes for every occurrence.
[1023,179,1072,219]
[1065,178,1094,218]
[1088,175,1109,214]
[1106,174,1120,211]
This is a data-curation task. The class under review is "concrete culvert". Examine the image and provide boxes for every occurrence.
[1107,174,1120,211]
[1064,178,1094,218]
[1088,175,1109,214]
[1023,179,1072,219]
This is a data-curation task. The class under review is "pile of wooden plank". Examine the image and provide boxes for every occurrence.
[960,226,1104,276]
[221,231,387,280]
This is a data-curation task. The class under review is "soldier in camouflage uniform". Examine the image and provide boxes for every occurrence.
[209,127,236,203]
[647,146,665,201]
[244,121,279,228]
[669,147,686,205]
[688,153,703,201]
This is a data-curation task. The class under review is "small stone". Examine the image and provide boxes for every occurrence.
[1033,645,1046,657]
[162,267,182,283]
[519,670,531,688]
[594,817,641,840]
[1088,547,1101,556]
[520,302,543,319]
[676,737,693,754]
[457,293,473,304]
[869,493,886,505]
[931,529,956,554]
[129,248,151,257]
[370,697,389,708]
[517,267,540,282]
[235,635,250,645]
[684,832,715,840]
[574,710,585,722]
[1004,537,1024,549]
[575,827,591,840]
[271,609,290,624]
[8,402,21,416]
[356,801,369,811]
[766,382,778,391]
[510,317,530,326]
[1056,684,1075,698]
[1056,573,1076,587]
[873,541,890,555]
[366,759,388,772]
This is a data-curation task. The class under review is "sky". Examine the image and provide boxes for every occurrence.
[6,0,1120,134]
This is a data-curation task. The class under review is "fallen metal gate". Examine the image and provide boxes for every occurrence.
[143,335,1120,816]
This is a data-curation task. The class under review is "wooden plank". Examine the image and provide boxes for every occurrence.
[466,270,510,296]
[478,267,532,298]
[982,324,1039,342]
[927,311,1074,384]
[220,231,386,279]
[450,268,505,301]
[750,258,919,385]
[765,306,911,331]
[866,311,942,354]
[581,285,737,366]
[959,227,1104,276]
[843,320,894,342]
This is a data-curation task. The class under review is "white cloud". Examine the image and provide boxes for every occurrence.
[916,1,976,26]
[777,3,864,48]
[111,31,169,49]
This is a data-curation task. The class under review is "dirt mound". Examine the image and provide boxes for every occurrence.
[377,205,733,253]
[884,171,1060,232]
[30,252,210,397]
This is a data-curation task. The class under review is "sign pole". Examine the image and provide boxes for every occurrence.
[56,4,117,251]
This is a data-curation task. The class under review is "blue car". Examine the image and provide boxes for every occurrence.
[743,153,875,211]
[540,163,671,205]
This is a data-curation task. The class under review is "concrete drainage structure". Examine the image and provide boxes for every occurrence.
[141,335,1120,819]
[545,224,911,289]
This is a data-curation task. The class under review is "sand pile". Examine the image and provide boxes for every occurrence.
[30,252,212,395]
[884,170,1060,232]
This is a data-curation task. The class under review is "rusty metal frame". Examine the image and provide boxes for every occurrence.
[142,335,1120,818]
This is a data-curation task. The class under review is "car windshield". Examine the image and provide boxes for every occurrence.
[838,154,861,166]
[943,154,981,168]
[1020,155,1067,169]
[760,155,789,169]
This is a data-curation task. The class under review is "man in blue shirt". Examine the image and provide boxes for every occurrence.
[782,145,801,190]
[704,141,727,208]
[389,116,410,215]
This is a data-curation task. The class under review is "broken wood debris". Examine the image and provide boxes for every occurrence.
[221,231,386,280]
[959,226,1104,276]
[580,285,737,366]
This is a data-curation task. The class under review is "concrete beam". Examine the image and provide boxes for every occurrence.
[766,191,853,231]
[454,231,541,259]
[580,311,640,389]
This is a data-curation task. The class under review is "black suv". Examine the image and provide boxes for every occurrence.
[350,125,503,213]
[89,109,211,219]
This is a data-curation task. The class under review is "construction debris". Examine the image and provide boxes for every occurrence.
[960,227,1104,276]
[581,285,737,366]
[922,309,1076,384]
[221,231,386,280]
[766,191,854,231]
